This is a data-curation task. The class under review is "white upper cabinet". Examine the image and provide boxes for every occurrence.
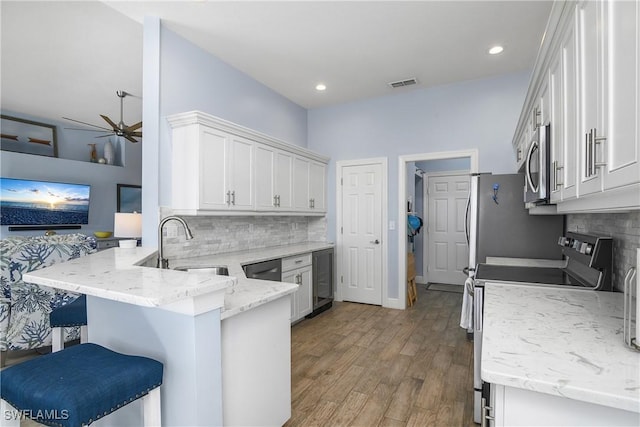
[167,111,329,215]
[513,0,639,213]
[309,161,326,211]
[600,0,640,193]
[292,156,310,211]
[254,144,276,210]
[576,0,605,196]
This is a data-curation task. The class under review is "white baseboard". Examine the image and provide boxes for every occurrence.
[384,297,404,310]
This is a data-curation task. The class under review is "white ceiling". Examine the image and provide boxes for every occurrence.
[1,1,552,127]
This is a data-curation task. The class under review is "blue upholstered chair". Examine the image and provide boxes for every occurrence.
[0,343,163,426]
[49,294,88,352]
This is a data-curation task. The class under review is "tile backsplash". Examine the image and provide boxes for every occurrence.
[567,211,640,292]
[159,213,327,260]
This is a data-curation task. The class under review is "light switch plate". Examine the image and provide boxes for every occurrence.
[389,221,396,230]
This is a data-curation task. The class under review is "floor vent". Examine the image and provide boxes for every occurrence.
[388,78,418,88]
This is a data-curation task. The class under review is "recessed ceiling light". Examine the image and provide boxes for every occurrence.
[315,83,326,91]
[489,45,504,55]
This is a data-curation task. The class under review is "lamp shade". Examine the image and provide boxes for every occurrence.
[113,213,142,238]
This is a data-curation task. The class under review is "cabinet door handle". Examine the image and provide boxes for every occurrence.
[585,131,592,178]
[226,190,231,205]
[295,259,303,264]
[231,190,236,205]
[553,160,564,190]
[274,195,278,207]
[277,195,281,207]
[593,128,607,170]
[517,148,522,162]
[481,397,495,427]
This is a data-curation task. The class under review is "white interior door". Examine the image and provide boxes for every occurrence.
[427,174,470,285]
[340,163,383,305]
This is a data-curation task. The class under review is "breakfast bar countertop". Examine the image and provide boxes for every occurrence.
[23,241,334,319]
[481,283,640,414]
[23,247,236,307]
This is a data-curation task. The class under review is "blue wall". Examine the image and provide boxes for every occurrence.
[141,23,309,244]
[308,71,529,300]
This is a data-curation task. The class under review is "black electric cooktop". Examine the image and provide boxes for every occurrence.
[474,263,588,287]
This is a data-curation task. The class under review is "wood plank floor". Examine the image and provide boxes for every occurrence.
[285,285,475,427]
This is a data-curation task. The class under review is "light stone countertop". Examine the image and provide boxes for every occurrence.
[482,283,640,413]
[170,241,335,319]
[23,242,333,320]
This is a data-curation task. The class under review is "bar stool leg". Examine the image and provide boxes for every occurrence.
[142,387,162,427]
[1,399,20,427]
[51,327,64,353]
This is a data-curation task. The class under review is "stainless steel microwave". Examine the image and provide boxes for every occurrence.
[520,123,552,204]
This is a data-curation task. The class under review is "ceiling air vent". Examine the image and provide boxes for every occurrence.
[388,78,418,88]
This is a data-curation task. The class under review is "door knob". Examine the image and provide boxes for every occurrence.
[370,239,380,244]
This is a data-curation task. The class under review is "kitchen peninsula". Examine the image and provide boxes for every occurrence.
[22,244,321,426]
[481,284,640,426]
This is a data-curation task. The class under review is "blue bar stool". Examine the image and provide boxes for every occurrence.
[49,295,88,352]
[0,343,163,426]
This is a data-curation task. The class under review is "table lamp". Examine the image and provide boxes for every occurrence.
[114,212,142,248]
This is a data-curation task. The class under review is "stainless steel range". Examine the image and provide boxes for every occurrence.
[471,231,613,424]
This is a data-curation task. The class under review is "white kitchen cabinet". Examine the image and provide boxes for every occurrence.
[168,111,329,215]
[576,0,606,197]
[171,125,253,212]
[308,161,326,211]
[600,0,640,192]
[274,150,294,210]
[254,146,293,211]
[486,384,639,427]
[255,144,276,210]
[512,0,639,213]
[292,156,310,211]
[282,253,312,323]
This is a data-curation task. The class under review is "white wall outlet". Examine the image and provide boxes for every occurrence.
[166,224,178,238]
[389,220,396,230]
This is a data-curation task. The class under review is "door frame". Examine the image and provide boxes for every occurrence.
[398,150,478,309]
[422,170,472,285]
[336,157,389,306]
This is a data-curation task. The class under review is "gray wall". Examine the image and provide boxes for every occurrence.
[567,212,640,291]
[308,71,529,300]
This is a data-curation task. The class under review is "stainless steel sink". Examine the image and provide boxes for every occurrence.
[173,266,229,276]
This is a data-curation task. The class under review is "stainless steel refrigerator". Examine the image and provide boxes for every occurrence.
[467,173,564,269]
[466,173,564,424]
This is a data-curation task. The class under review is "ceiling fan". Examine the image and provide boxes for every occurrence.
[63,90,142,143]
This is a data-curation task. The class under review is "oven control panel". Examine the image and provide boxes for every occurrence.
[558,236,593,255]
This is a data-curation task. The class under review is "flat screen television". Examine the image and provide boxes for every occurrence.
[0,177,90,226]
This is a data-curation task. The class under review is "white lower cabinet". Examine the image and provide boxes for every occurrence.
[282,253,312,323]
[487,384,639,427]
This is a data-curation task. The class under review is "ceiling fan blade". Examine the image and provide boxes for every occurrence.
[62,117,112,131]
[100,114,119,131]
[125,121,142,131]
[64,127,110,132]
[125,135,139,143]
[94,133,115,139]
[130,131,142,137]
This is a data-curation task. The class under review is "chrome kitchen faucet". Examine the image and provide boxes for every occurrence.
[158,216,194,269]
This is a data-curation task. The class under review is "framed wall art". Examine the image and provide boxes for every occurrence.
[117,184,142,213]
[0,115,58,157]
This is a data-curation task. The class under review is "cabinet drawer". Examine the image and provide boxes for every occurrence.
[282,253,312,271]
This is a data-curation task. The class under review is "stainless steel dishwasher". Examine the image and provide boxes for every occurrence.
[242,258,282,281]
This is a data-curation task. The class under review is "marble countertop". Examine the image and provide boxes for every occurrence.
[24,241,333,320]
[482,283,640,413]
[23,247,235,307]
[169,241,334,319]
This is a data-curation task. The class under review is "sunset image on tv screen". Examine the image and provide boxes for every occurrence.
[0,178,90,225]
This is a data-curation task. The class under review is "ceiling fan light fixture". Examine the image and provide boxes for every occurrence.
[488,45,504,55]
[315,83,327,91]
